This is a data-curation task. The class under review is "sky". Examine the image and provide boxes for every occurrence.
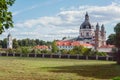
[1,0,120,41]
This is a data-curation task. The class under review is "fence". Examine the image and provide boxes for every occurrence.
[0,53,116,61]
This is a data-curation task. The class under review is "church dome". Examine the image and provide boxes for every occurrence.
[80,12,92,29]
[80,21,92,29]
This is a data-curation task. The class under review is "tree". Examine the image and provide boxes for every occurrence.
[13,38,19,48]
[0,0,15,34]
[114,23,120,64]
[2,38,7,48]
[62,37,67,40]
[106,34,116,45]
[51,41,58,53]
[72,46,84,54]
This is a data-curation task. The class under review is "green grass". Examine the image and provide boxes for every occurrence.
[0,57,120,80]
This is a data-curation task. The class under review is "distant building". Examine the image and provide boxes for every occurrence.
[59,12,115,52]
[7,33,12,49]
[34,45,49,50]
[97,45,115,53]
[56,41,94,50]
[77,12,106,49]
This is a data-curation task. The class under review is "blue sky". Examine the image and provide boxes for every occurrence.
[1,0,120,41]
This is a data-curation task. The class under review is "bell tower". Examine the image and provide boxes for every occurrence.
[95,23,100,50]
[101,24,106,46]
[7,33,12,49]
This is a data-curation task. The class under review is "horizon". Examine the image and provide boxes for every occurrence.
[1,0,120,41]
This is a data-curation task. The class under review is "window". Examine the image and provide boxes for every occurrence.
[86,42,89,44]
[86,26,89,29]
[86,32,89,36]
[81,33,82,36]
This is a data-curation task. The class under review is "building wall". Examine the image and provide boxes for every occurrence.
[97,48,113,52]
[7,35,12,49]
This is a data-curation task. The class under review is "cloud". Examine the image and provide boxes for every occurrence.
[13,2,120,40]
[13,5,38,16]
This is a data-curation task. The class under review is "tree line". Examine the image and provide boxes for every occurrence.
[0,38,52,48]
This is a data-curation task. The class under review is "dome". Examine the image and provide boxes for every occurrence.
[80,12,92,29]
[80,21,92,29]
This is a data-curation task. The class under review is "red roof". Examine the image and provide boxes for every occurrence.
[34,45,49,49]
[56,41,93,47]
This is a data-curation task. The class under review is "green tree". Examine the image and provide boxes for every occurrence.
[13,38,19,48]
[51,41,58,53]
[73,46,84,54]
[35,39,40,45]
[114,23,120,64]
[21,47,31,56]
[2,38,7,48]
[82,48,92,56]
[62,37,67,40]
[0,0,15,34]
[106,34,116,45]
[60,49,68,54]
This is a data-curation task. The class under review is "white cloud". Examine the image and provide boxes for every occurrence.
[13,2,120,40]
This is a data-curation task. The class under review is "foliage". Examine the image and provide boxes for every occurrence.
[1,38,7,48]
[0,38,52,48]
[62,37,67,40]
[96,51,107,56]
[41,50,48,53]
[114,23,120,48]
[0,0,15,34]
[13,38,19,48]
[21,47,31,56]
[60,49,69,54]
[113,77,120,80]
[71,46,93,56]
[114,23,120,64]
[106,34,116,45]
[51,40,58,53]
[6,48,14,53]
[72,46,84,54]
[14,48,22,53]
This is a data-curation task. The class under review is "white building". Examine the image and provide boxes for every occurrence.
[7,33,12,49]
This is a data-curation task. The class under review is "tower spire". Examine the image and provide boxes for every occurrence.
[85,12,89,21]
[101,24,104,31]
[96,23,99,30]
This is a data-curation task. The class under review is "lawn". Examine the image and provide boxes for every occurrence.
[0,57,119,80]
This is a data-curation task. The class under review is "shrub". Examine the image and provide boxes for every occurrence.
[21,47,31,56]
[96,51,107,56]
[113,77,120,80]
[6,49,14,53]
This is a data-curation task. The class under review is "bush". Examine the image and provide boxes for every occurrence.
[113,77,120,80]
[21,47,31,56]
[6,49,14,53]
[96,51,107,56]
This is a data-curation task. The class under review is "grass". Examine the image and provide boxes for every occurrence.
[0,57,120,80]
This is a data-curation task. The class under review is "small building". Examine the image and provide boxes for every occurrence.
[7,33,12,49]
[34,45,49,50]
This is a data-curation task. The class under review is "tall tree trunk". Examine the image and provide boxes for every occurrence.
[116,49,120,64]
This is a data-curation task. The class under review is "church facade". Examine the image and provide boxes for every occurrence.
[56,12,115,52]
[78,12,106,49]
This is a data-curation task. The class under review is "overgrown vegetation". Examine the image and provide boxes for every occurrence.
[0,45,107,56]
